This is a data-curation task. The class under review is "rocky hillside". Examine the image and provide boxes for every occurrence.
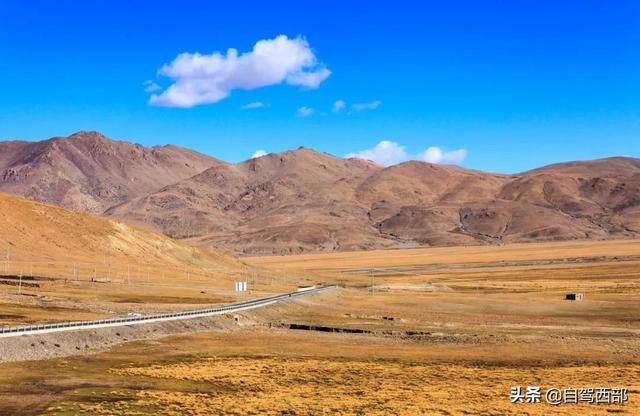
[0,131,220,213]
[2,131,639,255]
[106,148,640,255]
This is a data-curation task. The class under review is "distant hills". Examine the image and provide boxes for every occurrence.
[2,131,639,255]
[0,131,220,212]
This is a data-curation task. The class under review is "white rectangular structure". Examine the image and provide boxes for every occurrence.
[235,281,248,292]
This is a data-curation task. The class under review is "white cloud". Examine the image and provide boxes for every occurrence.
[345,140,467,166]
[417,147,468,164]
[251,149,268,158]
[242,101,266,109]
[148,35,331,108]
[296,106,314,117]
[143,80,161,92]
[332,99,346,112]
[346,141,407,166]
[352,100,382,112]
[286,68,332,89]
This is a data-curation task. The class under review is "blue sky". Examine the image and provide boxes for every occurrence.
[0,1,638,173]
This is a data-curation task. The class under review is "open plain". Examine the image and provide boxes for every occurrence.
[0,239,638,414]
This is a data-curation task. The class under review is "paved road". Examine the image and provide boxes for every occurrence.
[0,285,335,338]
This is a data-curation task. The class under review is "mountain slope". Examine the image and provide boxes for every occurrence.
[106,146,640,255]
[106,148,385,254]
[0,131,221,213]
[1,131,639,255]
[0,191,242,270]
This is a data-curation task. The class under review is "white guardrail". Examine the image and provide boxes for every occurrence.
[0,285,336,338]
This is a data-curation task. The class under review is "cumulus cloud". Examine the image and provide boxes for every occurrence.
[143,80,161,92]
[296,106,314,117]
[332,99,346,112]
[149,35,331,108]
[417,147,468,164]
[345,141,408,166]
[345,140,467,166]
[242,101,266,109]
[251,149,268,158]
[352,100,382,112]
[286,68,332,89]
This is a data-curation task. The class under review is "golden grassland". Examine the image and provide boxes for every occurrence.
[0,239,639,414]
[246,239,640,270]
[0,192,243,271]
[0,268,310,326]
[0,193,317,325]
[0,330,637,415]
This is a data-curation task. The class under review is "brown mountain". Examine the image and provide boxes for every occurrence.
[0,131,220,213]
[104,145,640,255]
[106,147,385,254]
[1,132,638,255]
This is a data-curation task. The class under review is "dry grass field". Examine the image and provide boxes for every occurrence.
[0,239,638,414]
[0,193,316,326]
[246,238,640,270]
[0,328,637,415]
[0,267,312,326]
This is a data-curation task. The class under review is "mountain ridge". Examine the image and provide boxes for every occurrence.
[1,131,639,255]
[0,131,221,213]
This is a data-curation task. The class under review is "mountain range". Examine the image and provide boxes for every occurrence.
[0,131,219,213]
[2,131,639,255]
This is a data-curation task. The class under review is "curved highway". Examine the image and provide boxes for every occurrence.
[0,285,336,338]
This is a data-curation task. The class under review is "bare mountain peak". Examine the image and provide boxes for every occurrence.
[521,156,640,176]
[1,132,639,255]
[107,153,640,255]
[242,146,341,168]
[0,132,220,213]
[67,130,109,140]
